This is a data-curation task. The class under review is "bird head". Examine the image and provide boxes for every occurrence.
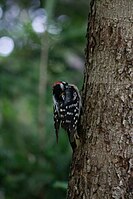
[52,81,68,102]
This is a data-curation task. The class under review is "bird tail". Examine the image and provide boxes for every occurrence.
[67,130,80,151]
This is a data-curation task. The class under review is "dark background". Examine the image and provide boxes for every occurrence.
[0,0,88,198]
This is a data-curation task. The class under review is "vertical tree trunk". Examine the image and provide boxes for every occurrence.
[67,0,133,198]
[38,0,55,146]
[38,32,49,143]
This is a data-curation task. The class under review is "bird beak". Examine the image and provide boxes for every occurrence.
[60,92,64,97]
[60,92,65,100]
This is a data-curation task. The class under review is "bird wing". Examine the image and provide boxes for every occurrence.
[53,105,60,143]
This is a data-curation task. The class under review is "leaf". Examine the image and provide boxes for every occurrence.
[53,181,67,190]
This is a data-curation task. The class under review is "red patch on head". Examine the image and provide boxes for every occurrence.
[53,81,62,87]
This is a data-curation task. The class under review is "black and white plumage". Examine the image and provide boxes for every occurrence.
[52,81,81,150]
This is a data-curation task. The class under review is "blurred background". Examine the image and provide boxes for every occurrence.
[0,0,88,198]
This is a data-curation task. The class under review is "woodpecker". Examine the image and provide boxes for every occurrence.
[52,81,81,151]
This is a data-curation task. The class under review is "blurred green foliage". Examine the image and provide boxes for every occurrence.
[0,0,88,198]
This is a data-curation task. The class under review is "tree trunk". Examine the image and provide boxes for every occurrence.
[67,0,133,198]
[38,0,55,147]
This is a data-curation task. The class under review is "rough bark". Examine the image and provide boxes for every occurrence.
[67,0,133,198]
